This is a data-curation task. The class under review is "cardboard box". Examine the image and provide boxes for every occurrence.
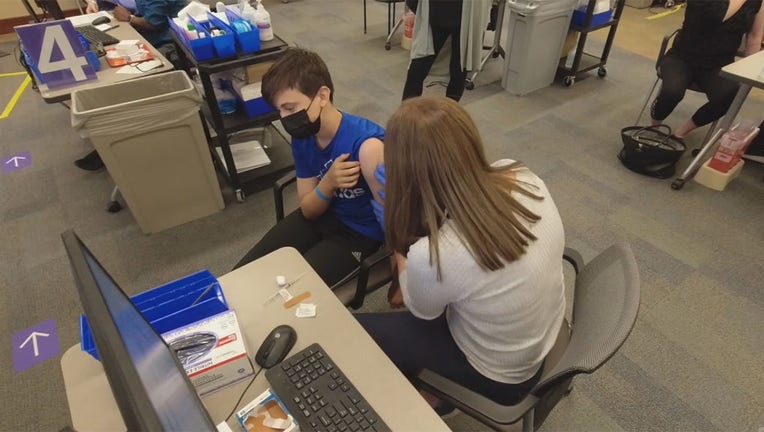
[694,159,744,191]
[162,310,253,396]
[236,388,299,432]
[561,30,578,59]
[246,62,274,84]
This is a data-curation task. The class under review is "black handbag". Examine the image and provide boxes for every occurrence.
[618,125,686,179]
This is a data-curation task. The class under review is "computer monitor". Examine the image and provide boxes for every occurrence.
[61,230,216,431]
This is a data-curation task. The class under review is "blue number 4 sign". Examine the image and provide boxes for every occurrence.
[14,20,96,89]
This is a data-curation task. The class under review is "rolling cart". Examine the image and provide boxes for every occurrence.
[172,33,295,203]
[558,0,626,87]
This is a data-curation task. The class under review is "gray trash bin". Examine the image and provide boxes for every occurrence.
[502,0,576,95]
[71,71,224,234]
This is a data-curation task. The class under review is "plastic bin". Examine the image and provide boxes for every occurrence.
[71,71,225,234]
[571,7,613,27]
[502,0,577,95]
[169,17,215,61]
[191,15,236,58]
[233,81,275,117]
[221,9,262,54]
[80,270,228,360]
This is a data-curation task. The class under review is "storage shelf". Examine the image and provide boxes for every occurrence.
[195,36,289,73]
[571,18,619,33]
[201,103,280,135]
[208,125,294,193]
[558,0,626,86]
[559,52,602,74]
[173,31,291,198]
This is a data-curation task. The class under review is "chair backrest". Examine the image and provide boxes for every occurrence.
[532,242,640,396]
[656,28,681,75]
[332,248,393,309]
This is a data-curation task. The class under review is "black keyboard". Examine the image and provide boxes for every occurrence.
[75,25,120,46]
[265,343,391,432]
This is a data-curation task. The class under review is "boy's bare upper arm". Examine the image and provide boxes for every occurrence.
[359,137,385,202]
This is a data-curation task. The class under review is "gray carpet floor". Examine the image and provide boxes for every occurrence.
[1,1,763,430]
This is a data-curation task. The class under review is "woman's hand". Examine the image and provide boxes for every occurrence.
[85,1,99,14]
[320,153,360,190]
[113,5,131,22]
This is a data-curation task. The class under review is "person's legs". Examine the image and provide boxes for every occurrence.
[233,210,323,270]
[691,68,740,128]
[302,240,371,288]
[303,216,382,287]
[356,312,539,406]
[445,26,467,101]
[402,26,451,100]
[651,55,693,125]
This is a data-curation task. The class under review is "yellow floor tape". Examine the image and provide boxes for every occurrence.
[0,75,32,120]
[0,72,29,78]
[646,3,685,20]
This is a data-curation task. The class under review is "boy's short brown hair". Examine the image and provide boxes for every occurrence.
[261,47,335,106]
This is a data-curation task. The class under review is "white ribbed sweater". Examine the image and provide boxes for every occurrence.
[400,163,566,383]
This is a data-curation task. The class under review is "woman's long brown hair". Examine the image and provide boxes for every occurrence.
[384,97,542,279]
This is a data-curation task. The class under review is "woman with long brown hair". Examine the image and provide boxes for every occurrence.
[356,97,566,413]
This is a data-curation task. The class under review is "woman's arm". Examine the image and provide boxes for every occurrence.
[744,0,764,56]
[723,0,747,21]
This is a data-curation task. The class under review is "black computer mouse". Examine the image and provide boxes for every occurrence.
[255,325,297,369]
[91,16,111,26]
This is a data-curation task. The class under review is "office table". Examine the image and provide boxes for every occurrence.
[34,15,173,104]
[672,49,764,190]
[60,247,450,431]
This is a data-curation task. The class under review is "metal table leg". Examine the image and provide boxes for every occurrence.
[671,83,752,190]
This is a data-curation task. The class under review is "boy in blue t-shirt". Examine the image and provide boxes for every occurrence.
[234,48,386,288]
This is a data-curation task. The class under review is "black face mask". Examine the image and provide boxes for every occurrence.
[281,96,322,139]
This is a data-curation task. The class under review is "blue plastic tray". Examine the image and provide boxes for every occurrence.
[223,9,261,54]
[80,269,227,360]
[169,17,214,61]
[571,8,613,28]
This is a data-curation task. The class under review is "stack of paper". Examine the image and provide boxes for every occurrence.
[216,140,271,173]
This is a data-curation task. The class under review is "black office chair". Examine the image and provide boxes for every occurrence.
[363,0,405,50]
[273,170,393,309]
[635,29,719,142]
[417,243,640,432]
[21,0,66,22]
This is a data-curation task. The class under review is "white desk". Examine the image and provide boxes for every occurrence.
[35,15,173,103]
[60,247,449,431]
[673,49,764,189]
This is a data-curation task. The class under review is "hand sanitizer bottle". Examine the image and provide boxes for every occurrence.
[253,0,274,41]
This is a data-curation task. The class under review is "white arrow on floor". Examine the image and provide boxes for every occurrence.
[4,156,27,167]
[19,331,49,357]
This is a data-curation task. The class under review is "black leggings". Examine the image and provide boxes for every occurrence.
[402,25,467,102]
[355,311,542,405]
[234,210,382,287]
[651,54,739,127]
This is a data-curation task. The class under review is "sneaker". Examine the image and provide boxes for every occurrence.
[74,150,104,171]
